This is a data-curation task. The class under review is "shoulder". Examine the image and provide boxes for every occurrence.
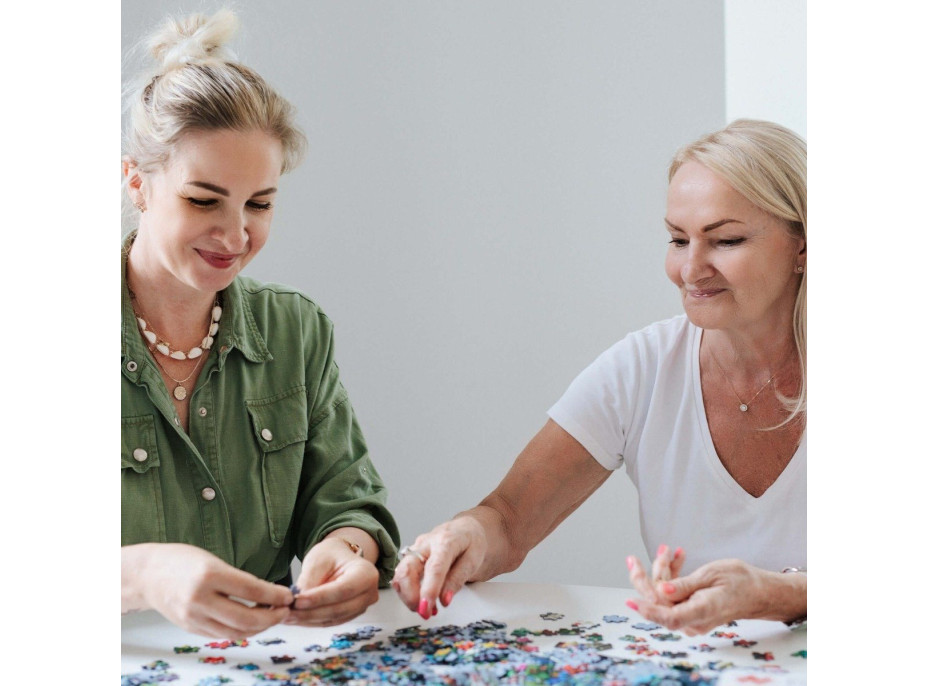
[234,275,334,331]
[600,314,693,367]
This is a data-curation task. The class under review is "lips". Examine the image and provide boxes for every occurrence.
[196,249,240,269]
[685,288,725,299]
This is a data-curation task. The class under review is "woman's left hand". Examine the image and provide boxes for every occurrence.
[626,554,805,635]
[286,537,380,627]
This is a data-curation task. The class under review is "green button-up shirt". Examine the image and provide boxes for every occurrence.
[121,244,400,586]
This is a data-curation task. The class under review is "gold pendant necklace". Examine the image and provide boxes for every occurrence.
[151,352,204,401]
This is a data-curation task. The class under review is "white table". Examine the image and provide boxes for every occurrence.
[122,581,806,684]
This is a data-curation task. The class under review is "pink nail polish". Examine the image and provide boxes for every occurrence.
[657,544,667,556]
[626,599,639,611]
[432,605,438,617]
[442,591,454,606]
[662,583,675,594]
[626,556,634,570]
[418,599,429,618]
[674,547,683,559]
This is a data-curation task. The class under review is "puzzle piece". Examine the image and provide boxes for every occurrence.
[603,614,629,623]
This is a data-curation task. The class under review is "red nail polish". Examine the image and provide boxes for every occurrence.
[657,544,667,556]
[626,599,639,611]
[418,599,429,618]
[626,556,634,570]
[432,605,438,617]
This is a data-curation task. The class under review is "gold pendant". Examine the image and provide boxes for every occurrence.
[173,385,187,401]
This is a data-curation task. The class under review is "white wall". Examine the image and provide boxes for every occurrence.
[725,0,807,136]
[122,1,726,587]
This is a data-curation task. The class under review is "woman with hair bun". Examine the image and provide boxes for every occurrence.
[394,120,807,634]
[121,10,399,638]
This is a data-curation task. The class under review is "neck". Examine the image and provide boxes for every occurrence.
[126,234,218,350]
[703,316,797,380]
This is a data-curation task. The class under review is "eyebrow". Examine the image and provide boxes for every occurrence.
[664,218,744,233]
[186,181,278,197]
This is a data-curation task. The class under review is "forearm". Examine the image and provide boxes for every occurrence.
[754,569,807,624]
[122,544,154,614]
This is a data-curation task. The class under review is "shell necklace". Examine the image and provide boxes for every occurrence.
[129,294,222,401]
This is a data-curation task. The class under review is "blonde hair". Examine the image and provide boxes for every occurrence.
[669,119,807,423]
[123,9,307,187]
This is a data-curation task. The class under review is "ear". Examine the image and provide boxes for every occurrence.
[796,237,806,270]
[123,156,145,207]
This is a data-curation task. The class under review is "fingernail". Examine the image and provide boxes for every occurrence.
[625,599,639,611]
[418,599,429,619]
[662,583,676,594]
[432,605,438,617]
[657,544,667,556]
[442,591,454,606]
[674,547,683,559]
[626,556,634,570]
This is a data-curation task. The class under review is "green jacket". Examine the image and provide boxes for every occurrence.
[121,245,400,586]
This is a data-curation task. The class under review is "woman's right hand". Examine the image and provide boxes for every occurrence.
[391,515,489,620]
[122,543,293,638]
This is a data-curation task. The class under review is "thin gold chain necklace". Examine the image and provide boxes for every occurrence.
[707,346,788,413]
[150,351,204,401]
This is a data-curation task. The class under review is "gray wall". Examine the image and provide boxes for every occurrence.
[122,1,725,587]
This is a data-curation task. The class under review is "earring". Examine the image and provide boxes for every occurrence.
[134,201,146,213]
[795,265,804,273]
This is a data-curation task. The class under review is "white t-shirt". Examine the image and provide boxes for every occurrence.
[548,315,806,575]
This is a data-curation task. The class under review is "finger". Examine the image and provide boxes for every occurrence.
[657,570,703,603]
[438,548,484,607]
[669,547,686,578]
[295,562,378,611]
[651,544,673,582]
[392,556,425,613]
[206,596,292,638]
[637,593,721,633]
[213,567,293,608]
[626,555,660,604]
[287,589,378,627]
[420,537,475,617]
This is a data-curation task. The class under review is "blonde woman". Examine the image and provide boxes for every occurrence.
[393,120,807,635]
[120,10,399,638]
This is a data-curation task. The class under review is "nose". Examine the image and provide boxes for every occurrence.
[680,243,713,284]
[213,208,249,253]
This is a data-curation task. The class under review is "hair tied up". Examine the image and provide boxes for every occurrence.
[148,8,239,73]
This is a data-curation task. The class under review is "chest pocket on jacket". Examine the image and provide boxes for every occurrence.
[121,414,166,545]
[246,386,308,547]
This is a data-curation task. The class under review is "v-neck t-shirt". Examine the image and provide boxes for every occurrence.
[548,315,806,575]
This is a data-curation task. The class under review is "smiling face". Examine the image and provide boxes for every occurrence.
[664,161,805,335]
[128,128,284,297]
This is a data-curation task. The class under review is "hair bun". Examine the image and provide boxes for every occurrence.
[147,8,239,71]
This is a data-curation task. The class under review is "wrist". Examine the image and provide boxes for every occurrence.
[121,544,156,613]
[757,567,806,623]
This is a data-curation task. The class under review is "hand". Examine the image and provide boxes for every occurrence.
[122,543,293,639]
[391,515,489,620]
[626,556,798,635]
[287,538,380,627]
[626,544,686,606]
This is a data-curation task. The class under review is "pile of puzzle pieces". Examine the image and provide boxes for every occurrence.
[122,612,804,685]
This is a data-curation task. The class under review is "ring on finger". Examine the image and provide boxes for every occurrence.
[399,546,426,564]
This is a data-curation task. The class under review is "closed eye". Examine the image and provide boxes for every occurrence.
[247,201,273,211]
[717,238,745,247]
[187,197,217,208]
